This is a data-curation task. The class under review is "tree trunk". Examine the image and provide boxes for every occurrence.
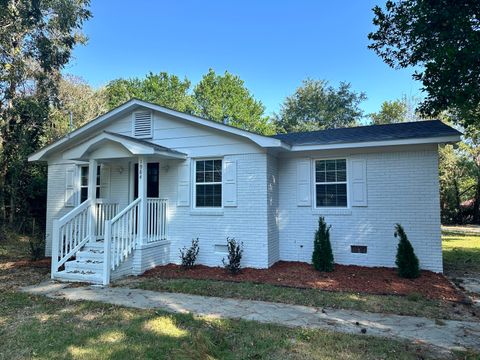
[473,176,480,224]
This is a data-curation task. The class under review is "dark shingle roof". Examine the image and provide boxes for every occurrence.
[271,120,461,146]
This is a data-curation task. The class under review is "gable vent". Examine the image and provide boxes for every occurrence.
[133,111,153,138]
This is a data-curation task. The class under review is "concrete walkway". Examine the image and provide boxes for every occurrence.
[22,281,480,353]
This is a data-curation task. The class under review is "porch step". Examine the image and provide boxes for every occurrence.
[64,259,104,272]
[76,248,104,261]
[53,270,103,284]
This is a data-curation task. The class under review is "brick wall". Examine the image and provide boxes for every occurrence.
[277,149,443,272]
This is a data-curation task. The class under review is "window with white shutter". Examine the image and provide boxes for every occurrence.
[132,111,153,138]
[65,166,76,207]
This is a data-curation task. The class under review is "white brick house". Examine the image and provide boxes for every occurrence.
[29,99,461,284]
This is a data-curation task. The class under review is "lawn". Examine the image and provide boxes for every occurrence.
[442,231,480,275]
[0,291,446,360]
[0,235,454,360]
[0,231,479,359]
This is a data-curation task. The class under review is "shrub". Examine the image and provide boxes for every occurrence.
[312,217,334,272]
[394,224,420,279]
[222,237,243,274]
[28,234,45,261]
[179,238,200,270]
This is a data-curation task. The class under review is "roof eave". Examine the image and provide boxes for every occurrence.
[289,135,461,152]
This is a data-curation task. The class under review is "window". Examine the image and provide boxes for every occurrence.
[315,159,347,207]
[351,245,367,254]
[80,165,101,203]
[195,159,222,208]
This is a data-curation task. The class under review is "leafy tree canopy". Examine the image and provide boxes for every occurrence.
[105,72,194,113]
[368,0,480,128]
[46,75,108,142]
[193,69,275,135]
[370,99,407,125]
[274,79,366,133]
[0,0,91,230]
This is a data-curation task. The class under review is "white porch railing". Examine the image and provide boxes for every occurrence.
[146,198,168,243]
[103,197,141,284]
[95,200,119,237]
[51,200,93,276]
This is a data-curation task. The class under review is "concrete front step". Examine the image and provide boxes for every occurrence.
[53,270,103,284]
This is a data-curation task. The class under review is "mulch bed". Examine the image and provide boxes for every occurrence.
[144,261,466,302]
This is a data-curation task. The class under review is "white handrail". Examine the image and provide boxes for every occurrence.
[51,200,93,276]
[103,198,141,285]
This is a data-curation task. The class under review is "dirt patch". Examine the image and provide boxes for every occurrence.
[144,261,465,302]
[0,258,50,291]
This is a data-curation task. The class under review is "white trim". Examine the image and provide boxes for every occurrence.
[61,132,186,161]
[192,158,224,210]
[312,157,350,210]
[291,135,461,152]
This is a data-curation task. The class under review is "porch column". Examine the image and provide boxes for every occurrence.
[138,156,148,244]
[87,159,98,240]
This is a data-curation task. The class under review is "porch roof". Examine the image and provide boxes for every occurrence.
[62,131,187,161]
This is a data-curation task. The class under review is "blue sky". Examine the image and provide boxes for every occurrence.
[66,0,422,119]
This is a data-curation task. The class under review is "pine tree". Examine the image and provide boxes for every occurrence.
[312,217,334,272]
[394,224,420,279]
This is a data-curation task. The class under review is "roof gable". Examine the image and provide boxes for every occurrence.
[29,99,285,161]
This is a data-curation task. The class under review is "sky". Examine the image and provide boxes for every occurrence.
[66,0,422,119]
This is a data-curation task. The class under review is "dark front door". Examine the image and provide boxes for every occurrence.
[134,162,160,198]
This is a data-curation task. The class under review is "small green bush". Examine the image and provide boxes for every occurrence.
[179,238,200,270]
[223,237,243,274]
[312,217,334,272]
[394,224,420,279]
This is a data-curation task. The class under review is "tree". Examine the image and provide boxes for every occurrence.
[312,217,334,272]
[193,69,275,135]
[370,99,407,125]
[46,75,108,142]
[394,224,420,279]
[274,79,366,133]
[0,0,91,231]
[368,0,480,129]
[105,72,194,113]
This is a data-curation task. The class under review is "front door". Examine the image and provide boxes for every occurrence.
[134,162,160,198]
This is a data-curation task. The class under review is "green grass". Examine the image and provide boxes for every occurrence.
[442,231,480,274]
[129,277,467,320]
[0,291,453,360]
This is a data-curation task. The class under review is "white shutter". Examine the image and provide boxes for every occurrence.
[223,160,237,207]
[297,159,311,206]
[100,165,110,199]
[351,159,367,207]
[65,166,75,207]
[132,111,153,138]
[177,161,190,206]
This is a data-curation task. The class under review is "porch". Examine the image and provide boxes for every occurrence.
[50,132,187,284]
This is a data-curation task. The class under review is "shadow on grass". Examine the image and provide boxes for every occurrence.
[0,291,440,360]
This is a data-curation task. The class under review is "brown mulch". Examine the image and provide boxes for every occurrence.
[143,261,466,302]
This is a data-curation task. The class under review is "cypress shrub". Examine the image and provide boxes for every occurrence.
[394,224,420,279]
[312,217,334,272]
